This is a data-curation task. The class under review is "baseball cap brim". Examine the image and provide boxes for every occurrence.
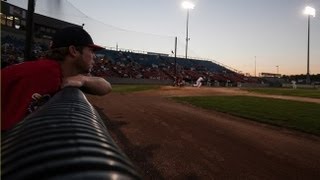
[88,44,105,51]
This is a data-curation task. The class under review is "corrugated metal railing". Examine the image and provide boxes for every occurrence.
[1,87,141,180]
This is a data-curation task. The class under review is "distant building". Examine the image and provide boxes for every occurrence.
[1,0,81,46]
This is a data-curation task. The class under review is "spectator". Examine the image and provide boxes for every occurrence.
[1,26,112,131]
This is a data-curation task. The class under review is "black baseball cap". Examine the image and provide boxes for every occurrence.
[51,26,104,51]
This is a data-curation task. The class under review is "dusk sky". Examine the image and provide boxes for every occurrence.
[7,0,320,75]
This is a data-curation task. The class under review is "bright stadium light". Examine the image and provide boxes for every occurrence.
[304,6,316,17]
[182,1,195,60]
[303,6,316,84]
[182,1,195,9]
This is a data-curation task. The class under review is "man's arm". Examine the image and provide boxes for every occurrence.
[61,74,112,95]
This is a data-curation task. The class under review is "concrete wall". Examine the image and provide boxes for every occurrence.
[282,83,320,89]
[106,77,173,85]
[239,83,270,88]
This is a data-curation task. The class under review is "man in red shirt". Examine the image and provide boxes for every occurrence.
[1,26,112,131]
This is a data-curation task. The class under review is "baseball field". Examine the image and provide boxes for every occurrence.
[86,85,320,179]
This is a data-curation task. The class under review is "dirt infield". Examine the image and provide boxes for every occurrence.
[86,87,320,179]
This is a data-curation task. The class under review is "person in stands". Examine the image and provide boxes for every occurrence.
[1,26,112,131]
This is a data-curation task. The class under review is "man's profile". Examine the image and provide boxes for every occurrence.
[1,26,112,131]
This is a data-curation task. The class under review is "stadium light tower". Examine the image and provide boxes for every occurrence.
[304,6,316,84]
[182,1,195,60]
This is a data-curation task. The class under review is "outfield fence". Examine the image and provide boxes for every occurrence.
[282,83,320,89]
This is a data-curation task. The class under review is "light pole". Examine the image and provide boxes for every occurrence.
[182,1,195,60]
[254,56,256,77]
[276,65,279,74]
[174,36,177,77]
[304,6,316,84]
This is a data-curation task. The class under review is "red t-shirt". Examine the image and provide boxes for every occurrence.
[1,59,62,130]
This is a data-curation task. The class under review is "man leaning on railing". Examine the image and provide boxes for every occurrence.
[1,26,112,132]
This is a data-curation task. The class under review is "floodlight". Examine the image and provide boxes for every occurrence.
[182,1,195,9]
[304,6,316,17]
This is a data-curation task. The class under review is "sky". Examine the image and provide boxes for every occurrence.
[6,0,320,75]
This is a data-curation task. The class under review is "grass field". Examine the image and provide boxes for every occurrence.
[110,85,320,135]
[173,96,320,135]
[244,88,320,99]
[111,85,161,93]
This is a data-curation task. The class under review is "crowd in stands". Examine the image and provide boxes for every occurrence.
[4,34,319,86]
[90,49,263,86]
[1,35,25,67]
[1,35,48,68]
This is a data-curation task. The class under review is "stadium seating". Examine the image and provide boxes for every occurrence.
[4,36,318,85]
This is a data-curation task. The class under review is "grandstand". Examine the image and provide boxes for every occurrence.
[90,48,263,86]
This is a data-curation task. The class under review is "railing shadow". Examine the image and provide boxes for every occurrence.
[94,105,164,179]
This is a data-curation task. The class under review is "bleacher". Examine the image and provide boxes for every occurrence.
[92,49,251,83]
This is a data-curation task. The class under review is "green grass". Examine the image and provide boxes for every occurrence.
[244,88,320,99]
[173,96,320,135]
[111,85,161,93]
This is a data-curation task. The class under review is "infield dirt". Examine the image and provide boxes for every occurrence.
[87,86,320,179]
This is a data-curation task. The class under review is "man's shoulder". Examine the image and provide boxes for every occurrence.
[4,59,59,71]
[25,59,60,69]
[2,59,61,79]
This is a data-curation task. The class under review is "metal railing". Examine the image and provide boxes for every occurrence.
[1,87,141,180]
